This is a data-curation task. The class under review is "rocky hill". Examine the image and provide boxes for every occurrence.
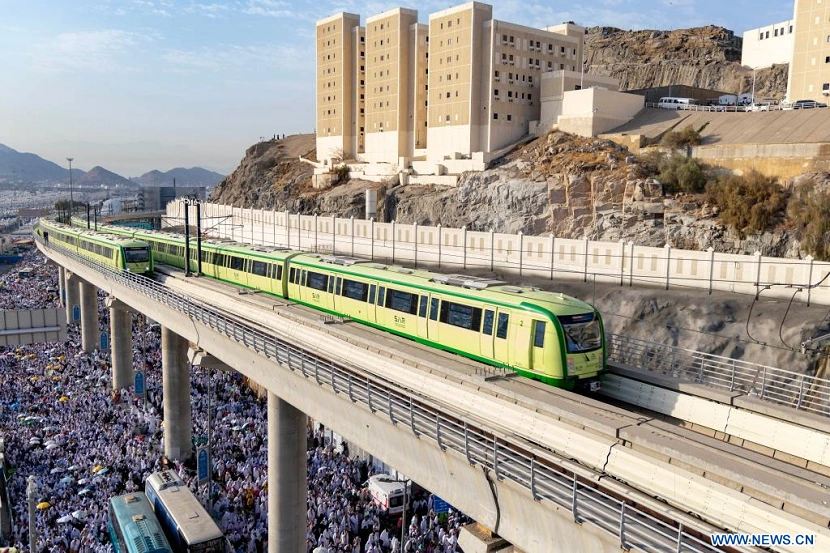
[75,166,135,188]
[134,166,225,187]
[0,143,85,184]
[585,26,788,100]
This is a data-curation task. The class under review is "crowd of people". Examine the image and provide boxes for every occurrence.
[0,249,470,552]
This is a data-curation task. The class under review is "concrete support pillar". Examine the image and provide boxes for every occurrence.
[162,326,192,461]
[64,272,80,325]
[58,266,66,307]
[268,393,307,553]
[79,280,98,353]
[109,301,133,390]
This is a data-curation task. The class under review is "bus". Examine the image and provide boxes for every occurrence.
[108,493,172,553]
[145,471,225,553]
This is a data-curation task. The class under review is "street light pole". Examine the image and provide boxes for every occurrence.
[66,157,74,218]
[27,475,38,553]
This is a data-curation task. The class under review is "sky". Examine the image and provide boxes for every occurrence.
[0,0,794,177]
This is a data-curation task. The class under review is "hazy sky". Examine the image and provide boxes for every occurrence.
[0,0,794,177]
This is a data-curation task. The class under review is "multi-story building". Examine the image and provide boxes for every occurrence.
[741,20,795,69]
[315,2,587,168]
[316,13,361,164]
[363,8,420,164]
[788,0,830,102]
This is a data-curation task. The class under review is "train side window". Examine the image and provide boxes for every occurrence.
[276,265,283,280]
[429,298,439,320]
[307,271,328,291]
[231,256,244,271]
[533,321,546,348]
[328,275,335,293]
[369,284,376,304]
[483,310,494,335]
[386,289,418,314]
[342,279,368,301]
[378,287,386,306]
[440,301,482,331]
[336,277,342,295]
[289,267,296,283]
[252,261,268,277]
[301,270,307,286]
[496,313,509,339]
[419,296,428,317]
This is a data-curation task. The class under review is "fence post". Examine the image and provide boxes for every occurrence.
[370,218,375,260]
[530,458,538,500]
[619,502,626,550]
[331,216,336,255]
[760,367,767,399]
[438,225,443,268]
[409,397,418,437]
[490,229,495,272]
[314,214,318,253]
[493,439,499,479]
[297,214,301,250]
[805,255,814,306]
[583,236,589,283]
[754,250,763,299]
[351,216,355,256]
[729,359,736,391]
[413,223,419,268]
[629,241,635,287]
[708,247,715,295]
[273,210,277,247]
[619,239,626,286]
[796,375,806,410]
[571,474,580,523]
[462,226,468,270]
[391,220,396,264]
[664,243,672,290]
[550,234,555,280]
[464,422,471,464]
[518,232,524,276]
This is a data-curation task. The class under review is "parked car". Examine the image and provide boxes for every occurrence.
[791,100,828,109]
[745,103,772,112]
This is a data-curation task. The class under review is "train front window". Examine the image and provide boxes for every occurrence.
[558,313,601,353]
[124,247,149,263]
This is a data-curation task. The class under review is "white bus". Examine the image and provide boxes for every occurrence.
[657,97,697,109]
[145,471,225,553]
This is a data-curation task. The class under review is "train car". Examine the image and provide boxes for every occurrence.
[57,219,605,388]
[145,470,225,553]
[36,219,153,275]
[108,492,172,553]
[286,254,605,388]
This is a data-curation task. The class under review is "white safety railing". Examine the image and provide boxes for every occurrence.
[608,334,830,418]
[38,235,727,552]
[169,203,830,307]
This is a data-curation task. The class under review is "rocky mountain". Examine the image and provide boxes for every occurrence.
[74,166,135,187]
[584,26,788,100]
[134,167,225,187]
[0,143,85,184]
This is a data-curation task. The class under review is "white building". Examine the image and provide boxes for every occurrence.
[741,20,795,69]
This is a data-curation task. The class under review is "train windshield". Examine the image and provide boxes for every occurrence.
[124,247,150,263]
[558,313,601,353]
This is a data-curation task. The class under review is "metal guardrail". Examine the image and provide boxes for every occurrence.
[608,334,830,418]
[37,236,725,552]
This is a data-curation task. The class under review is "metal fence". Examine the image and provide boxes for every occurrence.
[608,334,830,418]
[38,236,726,552]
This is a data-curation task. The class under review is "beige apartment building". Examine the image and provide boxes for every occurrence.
[788,0,830,102]
[315,2,587,168]
[316,13,361,164]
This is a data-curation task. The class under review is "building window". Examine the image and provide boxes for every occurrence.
[494,89,499,96]
[789,26,793,33]
[765,31,769,38]
[445,115,450,122]
[774,29,778,36]
[824,83,830,91]
[493,113,498,120]
[826,56,830,63]
[506,114,512,121]
[759,32,763,40]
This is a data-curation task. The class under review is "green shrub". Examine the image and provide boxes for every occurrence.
[787,180,830,261]
[658,154,707,194]
[333,164,350,183]
[707,171,788,236]
[661,125,703,149]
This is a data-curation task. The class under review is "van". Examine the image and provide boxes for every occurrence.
[657,97,696,110]
[366,474,408,516]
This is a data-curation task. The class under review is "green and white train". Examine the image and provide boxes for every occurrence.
[36,220,153,274]
[44,218,606,389]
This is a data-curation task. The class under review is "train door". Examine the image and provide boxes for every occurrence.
[417,295,429,339]
[512,314,532,370]
[530,320,547,372]
[427,296,440,342]
[493,310,511,365]
[480,309,495,360]
[366,283,377,324]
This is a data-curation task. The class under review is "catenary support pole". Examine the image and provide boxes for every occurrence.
[162,326,192,461]
[268,392,307,553]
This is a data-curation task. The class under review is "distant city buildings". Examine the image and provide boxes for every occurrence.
[139,186,205,211]
[315,1,598,169]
